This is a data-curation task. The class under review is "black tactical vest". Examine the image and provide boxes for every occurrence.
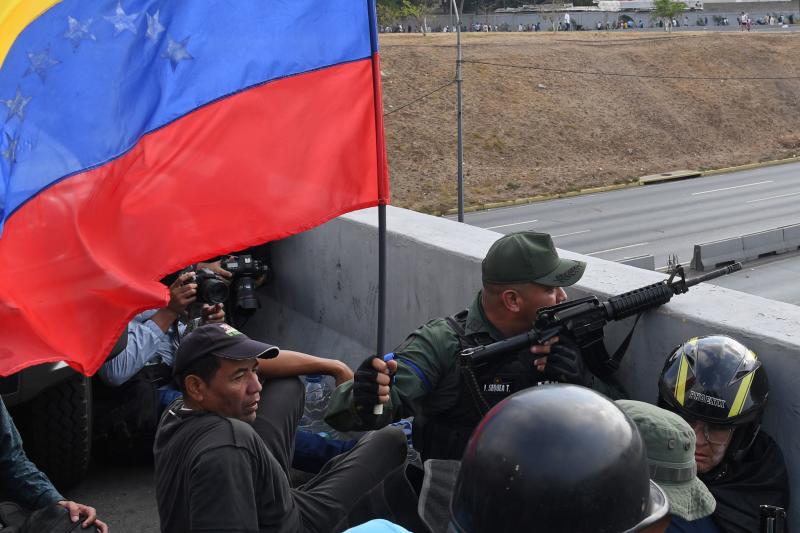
[415,309,544,461]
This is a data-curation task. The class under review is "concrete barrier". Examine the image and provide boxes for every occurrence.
[242,206,800,523]
[742,228,787,261]
[694,224,800,271]
[692,236,744,271]
[617,254,655,270]
[782,224,800,250]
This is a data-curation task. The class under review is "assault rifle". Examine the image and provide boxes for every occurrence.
[461,262,742,370]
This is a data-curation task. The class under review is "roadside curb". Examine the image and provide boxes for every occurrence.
[700,155,800,177]
[442,182,637,216]
[440,156,800,217]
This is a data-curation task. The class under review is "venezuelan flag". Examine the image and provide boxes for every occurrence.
[0,1,388,375]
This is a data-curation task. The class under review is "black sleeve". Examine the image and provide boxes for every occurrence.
[187,446,260,532]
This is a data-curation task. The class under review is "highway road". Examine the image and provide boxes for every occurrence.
[459,162,800,303]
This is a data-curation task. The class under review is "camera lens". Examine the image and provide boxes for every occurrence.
[195,273,228,305]
[236,277,259,310]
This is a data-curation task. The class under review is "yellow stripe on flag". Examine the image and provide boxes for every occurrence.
[728,370,755,417]
[0,0,61,70]
[675,353,689,405]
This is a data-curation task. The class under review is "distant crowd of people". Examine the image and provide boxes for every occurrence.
[380,12,795,34]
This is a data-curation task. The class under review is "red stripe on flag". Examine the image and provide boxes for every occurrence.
[0,57,388,376]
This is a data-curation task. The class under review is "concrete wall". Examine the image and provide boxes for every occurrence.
[243,206,800,520]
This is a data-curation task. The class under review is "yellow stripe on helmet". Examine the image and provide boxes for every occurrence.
[0,0,61,70]
[728,366,756,418]
[675,352,689,405]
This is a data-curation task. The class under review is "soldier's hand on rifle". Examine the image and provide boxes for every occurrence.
[532,335,586,386]
[353,355,397,414]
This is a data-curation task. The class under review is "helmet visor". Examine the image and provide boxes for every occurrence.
[624,480,670,533]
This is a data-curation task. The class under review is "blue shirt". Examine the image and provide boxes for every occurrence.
[97,309,184,386]
[0,397,63,509]
[344,519,412,533]
[668,515,721,533]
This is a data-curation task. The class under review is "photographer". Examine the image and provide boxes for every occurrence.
[94,258,358,470]
[97,268,225,407]
[93,265,226,461]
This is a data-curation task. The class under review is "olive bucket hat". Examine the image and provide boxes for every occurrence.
[482,231,586,287]
[617,400,716,522]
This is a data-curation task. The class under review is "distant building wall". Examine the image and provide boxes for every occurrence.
[244,206,800,522]
[391,4,796,30]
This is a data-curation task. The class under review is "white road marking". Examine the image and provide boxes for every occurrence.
[690,180,773,196]
[745,191,800,204]
[485,219,538,230]
[587,242,649,256]
[553,229,592,238]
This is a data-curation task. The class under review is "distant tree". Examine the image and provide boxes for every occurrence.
[401,0,435,34]
[377,3,402,28]
[651,0,687,31]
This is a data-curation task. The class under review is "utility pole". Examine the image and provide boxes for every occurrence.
[452,0,465,222]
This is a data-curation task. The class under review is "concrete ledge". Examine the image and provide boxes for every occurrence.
[617,254,655,270]
[639,169,701,185]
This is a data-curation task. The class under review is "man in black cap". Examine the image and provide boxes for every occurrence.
[154,323,427,533]
[325,231,612,462]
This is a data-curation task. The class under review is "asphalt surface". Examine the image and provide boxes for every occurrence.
[63,461,159,532]
[459,162,800,304]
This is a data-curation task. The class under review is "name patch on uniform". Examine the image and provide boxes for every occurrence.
[688,390,727,409]
[483,382,512,393]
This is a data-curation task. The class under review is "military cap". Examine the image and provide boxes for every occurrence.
[481,231,586,287]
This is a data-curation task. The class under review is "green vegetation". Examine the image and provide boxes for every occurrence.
[651,0,688,31]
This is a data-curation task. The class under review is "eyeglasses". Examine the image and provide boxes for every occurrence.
[686,419,734,446]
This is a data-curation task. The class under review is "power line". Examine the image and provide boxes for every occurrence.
[383,80,456,117]
[462,59,800,81]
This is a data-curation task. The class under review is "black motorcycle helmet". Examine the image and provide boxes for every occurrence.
[658,335,768,462]
[450,384,669,533]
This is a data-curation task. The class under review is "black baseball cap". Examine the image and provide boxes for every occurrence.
[482,231,586,287]
[174,323,279,376]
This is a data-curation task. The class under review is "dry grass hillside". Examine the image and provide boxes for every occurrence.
[379,31,800,213]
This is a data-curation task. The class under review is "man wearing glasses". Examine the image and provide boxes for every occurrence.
[657,335,789,532]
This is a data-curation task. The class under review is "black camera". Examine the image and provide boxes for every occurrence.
[221,255,268,310]
[188,267,229,305]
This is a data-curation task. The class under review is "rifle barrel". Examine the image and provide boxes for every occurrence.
[683,262,742,288]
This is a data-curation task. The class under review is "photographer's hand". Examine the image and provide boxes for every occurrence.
[198,259,233,282]
[202,303,225,324]
[168,271,198,313]
[151,272,196,332]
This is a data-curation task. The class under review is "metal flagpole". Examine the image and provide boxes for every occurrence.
[453,0,465,222]
[378,204,386,354]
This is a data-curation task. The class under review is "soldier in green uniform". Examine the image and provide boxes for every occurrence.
[326,231,613,461]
